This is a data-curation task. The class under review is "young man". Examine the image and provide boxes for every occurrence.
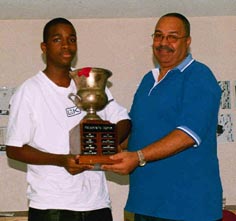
[6,18,131,221]
[103,13,222,221]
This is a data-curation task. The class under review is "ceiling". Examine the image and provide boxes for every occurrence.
[0,0,236,20]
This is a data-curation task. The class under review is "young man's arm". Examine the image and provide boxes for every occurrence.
[6,145,92,174]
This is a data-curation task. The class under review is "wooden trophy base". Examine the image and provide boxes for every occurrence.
[79,155,118,165]
[79,119,118,165]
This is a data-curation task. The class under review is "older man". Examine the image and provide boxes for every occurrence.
[103,13,222,221]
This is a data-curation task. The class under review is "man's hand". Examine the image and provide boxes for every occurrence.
[101,151,139,175]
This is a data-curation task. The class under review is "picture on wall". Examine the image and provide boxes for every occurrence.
[0,87,16,115]
[217,113,234,143]
[0,126,6,151]
[234,81,236,108]
[218,81,231,109]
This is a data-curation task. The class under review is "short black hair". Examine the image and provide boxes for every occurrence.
[43,17,75,43]
[161,13,190,37]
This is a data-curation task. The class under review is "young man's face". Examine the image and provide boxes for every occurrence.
[41,23,77,69]
[152,16,191,70]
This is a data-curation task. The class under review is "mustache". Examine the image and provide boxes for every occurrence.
[155,45,174,52]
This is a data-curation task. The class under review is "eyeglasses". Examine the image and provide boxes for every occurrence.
[151,33,188,43]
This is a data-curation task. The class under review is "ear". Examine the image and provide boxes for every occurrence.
[40,42,47,54]
[186,36,191,47]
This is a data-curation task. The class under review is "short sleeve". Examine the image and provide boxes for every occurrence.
[98,87,130,123]
[5,85,34,147]
[176,66,221,146]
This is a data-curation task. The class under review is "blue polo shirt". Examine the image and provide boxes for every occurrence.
[125,54,222,221]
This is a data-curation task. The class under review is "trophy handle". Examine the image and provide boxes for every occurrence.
[68,93,82,107]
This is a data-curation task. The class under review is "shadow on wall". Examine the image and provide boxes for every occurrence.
[8,158,27,172]
[105,171,129,185]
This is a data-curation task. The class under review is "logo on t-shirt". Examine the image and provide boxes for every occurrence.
[66,106,81,117]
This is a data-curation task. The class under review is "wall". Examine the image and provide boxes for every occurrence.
[0,16,236,220]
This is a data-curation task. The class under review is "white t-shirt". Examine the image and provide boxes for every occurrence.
[6,71,130,211]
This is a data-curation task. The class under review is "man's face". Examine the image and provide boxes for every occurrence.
[41,23,77,69]
[152,16,191,70]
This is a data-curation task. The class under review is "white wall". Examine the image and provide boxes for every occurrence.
[0,16,236,220]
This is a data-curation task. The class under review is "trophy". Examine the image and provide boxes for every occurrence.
[68,67,118,165]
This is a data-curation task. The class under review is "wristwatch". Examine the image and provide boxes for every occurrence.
[137,150,146,166]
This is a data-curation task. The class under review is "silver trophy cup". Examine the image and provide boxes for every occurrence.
[68,67,112,120]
